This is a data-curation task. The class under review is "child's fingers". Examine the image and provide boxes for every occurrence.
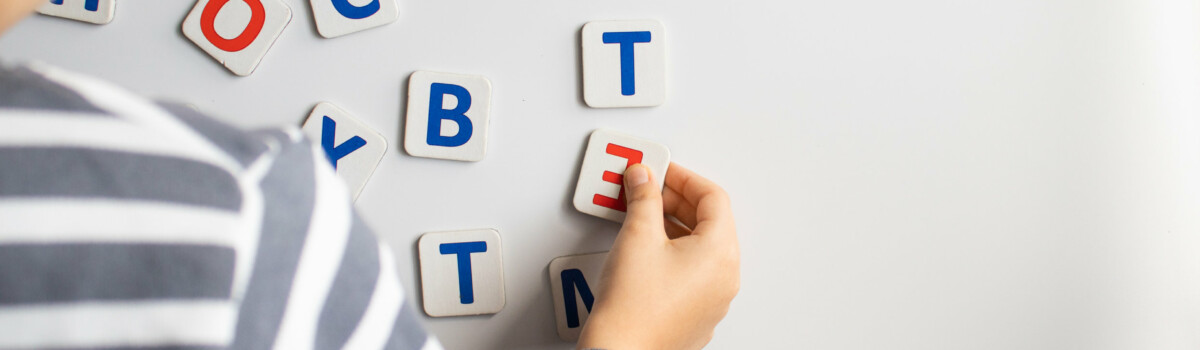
[665,163,735,239]
[663,186,698,229]
[615,164,667,245]
[664,217,693,240]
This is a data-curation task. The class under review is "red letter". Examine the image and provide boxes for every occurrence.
[592,143,643,212]
[200,0,266,52]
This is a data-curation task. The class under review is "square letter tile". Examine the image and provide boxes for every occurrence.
[418,229,505,317]
[309,0,399,38]
[404,71,492,162]
[182,0,293,76]
[37,0,116,25]
[572,129,670,222]
[549,251,609,342]
[581,19,667,108]
[300,102,387,201]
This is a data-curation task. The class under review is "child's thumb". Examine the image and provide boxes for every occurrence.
[616,164,666,242]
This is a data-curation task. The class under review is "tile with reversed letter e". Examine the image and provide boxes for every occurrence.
[572,129,670,223]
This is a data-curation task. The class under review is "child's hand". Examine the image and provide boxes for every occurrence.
[577,163,741,349]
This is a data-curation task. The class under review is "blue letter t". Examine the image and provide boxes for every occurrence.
[602,31,652,96]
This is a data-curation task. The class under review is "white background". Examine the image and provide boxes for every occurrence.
[3,1,1199,349]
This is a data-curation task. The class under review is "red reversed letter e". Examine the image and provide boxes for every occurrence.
[592,144,643,212]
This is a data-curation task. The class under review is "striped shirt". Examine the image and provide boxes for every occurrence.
[0,63,438,350]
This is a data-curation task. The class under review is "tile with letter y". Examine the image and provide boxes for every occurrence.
[301,102,387,201]
[572,129,670,223]
[418,229,505,317]
[37,0,117,25]
[582,19,667,108]
[309,0,399,38]
[548,251,609,342]
[182,0,293,76]
[404,71,493,162]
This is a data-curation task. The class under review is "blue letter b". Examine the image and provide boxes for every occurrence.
[427,83,473,147]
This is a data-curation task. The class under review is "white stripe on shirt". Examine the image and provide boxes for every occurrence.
[0,200,243,246]
[0,301,237,349]
[28,63,241,172]
[0,114,234,169]
[422,338,445,350]
[272,143,356,350]
[343,244,405,350]
[228,140,274,302]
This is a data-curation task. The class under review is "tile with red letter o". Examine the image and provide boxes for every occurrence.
[309,0,399,39]
[548,251,609,342]
[582,19,667,108]
[572,129,671,223]
[404,71,493,162]
[418,229,505,317]
[182,0,292,76]
[37,0,116,25]
[300,102,387,202]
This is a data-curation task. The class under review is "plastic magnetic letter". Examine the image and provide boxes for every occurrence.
[560,269,595,328]
[440,241,488,304]
[601,31,652,96]
[49,0,99,11]
[320,116,367,170]
[426,83,474,147]
[592,143,644,212]
[330,0,380,19]
[200,0,266,52]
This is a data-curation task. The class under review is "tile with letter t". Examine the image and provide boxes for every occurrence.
[300,102,387,201]
[37,0,116,25]
[548,251,609,342]
[405,71,493,162]
[182,0,293,76]
[418,229,505,317]
[309,0,399,38]
[582,19,667,108]
[572,129,670,223]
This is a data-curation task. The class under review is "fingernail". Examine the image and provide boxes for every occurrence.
[625,164,649,188]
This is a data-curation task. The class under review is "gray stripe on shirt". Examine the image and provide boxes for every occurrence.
[0,66,110,115]
[229,137,316,350]
[315,214,380,350]
[0,147,242,211]
[384,302,430,350]
[156,102,268,167]
[0,243,235,305]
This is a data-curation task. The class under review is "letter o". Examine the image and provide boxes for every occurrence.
[200,0,266,52]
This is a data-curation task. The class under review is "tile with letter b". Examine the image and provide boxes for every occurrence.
[548,251,609,342]
[309,0,399,38]
[572,129,670,223]
[300,102,386,201]
[404,71,493,162]
[418,229,505,317]
[582,19,667,108]
[182,0,293,76]
[37,0,116,25]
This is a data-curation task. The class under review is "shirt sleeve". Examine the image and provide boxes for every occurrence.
[0,60,436,349]
[158,101,437,350]
[234,126,437,350]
